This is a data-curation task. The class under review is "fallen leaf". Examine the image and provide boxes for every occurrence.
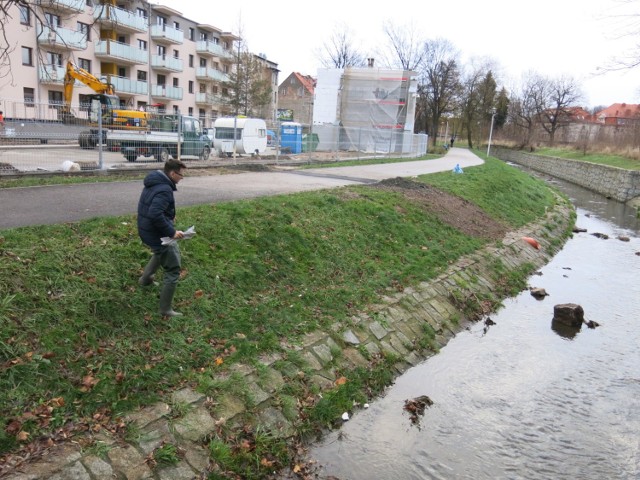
[16,431,30,442]
[260,457,274,468]
[194,289,204,298]
[335,376,347,386]
[215,357,224,366]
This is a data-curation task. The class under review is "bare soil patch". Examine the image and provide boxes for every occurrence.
[372,177,507,240]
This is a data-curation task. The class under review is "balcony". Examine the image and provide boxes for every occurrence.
[195,67,229,83]
[151,54,183,73]
[195,92,224,106]
[37,25,87,51]
[35,0,85,13]
[93,4,147,34]
[150,84,183,101]
[150,24,184,45]
[107,76,149,96]
[196,40,234,60]
[95,40,148,65]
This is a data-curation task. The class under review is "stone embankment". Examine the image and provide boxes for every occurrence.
[493,147,640,205]
[2,198,575,480]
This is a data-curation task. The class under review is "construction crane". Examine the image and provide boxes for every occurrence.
[63,61,149,148]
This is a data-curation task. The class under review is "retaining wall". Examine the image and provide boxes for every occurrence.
[493,147,640,203]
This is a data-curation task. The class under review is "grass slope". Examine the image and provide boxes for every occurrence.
[0,157,557,462]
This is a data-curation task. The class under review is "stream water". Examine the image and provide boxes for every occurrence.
[307,175,640,480]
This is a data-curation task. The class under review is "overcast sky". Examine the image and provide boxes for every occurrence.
[157,0,640,108]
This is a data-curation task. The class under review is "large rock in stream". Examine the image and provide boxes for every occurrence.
[553,303,584,327]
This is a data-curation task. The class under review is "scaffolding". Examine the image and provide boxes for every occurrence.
[313,67,420,155]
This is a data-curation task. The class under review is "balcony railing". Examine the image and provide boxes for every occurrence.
[150,84,183,101]
[93,4,147,33]
[35,0,85,13]
[95,40,148,64]
[37,25,87,50]
[195,67,229,83]
[195,92,224,105]
[150,24,184,44]
[195,40,234,60]
[151,54,183,72]
[107,76,149,96]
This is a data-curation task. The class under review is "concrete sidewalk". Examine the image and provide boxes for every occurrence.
[0,148,482,230]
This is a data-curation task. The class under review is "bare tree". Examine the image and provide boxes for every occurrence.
[459,59,498,148]
[415,38,461,146]
[508,71,548,147]
[317,23,366,69]
[538,76,583,145]
[381,21,425,71]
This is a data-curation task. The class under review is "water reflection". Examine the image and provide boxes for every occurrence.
[307,173,640,480]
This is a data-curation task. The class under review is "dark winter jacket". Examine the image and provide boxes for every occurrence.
[137,170,177,251]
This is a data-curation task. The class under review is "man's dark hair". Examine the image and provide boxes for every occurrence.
[164,159,187,174]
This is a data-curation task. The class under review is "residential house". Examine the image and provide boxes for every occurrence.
[277,72,316,127]
[594,103,640,126]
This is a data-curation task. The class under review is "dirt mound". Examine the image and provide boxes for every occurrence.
[372,177,507,240]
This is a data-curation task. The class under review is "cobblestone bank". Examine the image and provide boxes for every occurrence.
[2,198,575,480]
[493,147,640,203]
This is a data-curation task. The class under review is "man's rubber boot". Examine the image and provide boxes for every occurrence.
[159,282,183,317]
[139,255,161,286]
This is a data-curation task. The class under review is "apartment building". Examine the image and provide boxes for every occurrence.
[0,0,277,127]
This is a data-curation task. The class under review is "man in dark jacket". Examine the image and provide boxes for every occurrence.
[137,159,187,317]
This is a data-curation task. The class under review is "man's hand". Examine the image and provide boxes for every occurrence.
[173,231,184,239]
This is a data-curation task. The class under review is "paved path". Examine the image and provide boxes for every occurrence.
[0,148,482,229]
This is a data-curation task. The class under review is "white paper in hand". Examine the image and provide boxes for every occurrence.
[161,225,196,245]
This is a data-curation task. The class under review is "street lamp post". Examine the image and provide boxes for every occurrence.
[487,110,496,157]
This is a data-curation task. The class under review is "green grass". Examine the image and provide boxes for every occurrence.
[0,157,558,461]
[534,147,640,170]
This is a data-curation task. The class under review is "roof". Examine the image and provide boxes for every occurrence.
[595,103,640,120]
[292,72,317,95]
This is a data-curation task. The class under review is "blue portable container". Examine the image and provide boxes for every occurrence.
[280,122,302,154]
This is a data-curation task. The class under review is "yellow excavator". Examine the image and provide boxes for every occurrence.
[63,61,149,148]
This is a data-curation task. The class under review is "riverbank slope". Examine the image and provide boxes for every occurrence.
[0,157,575,479]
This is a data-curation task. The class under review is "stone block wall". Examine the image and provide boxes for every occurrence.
[493,147,640,203]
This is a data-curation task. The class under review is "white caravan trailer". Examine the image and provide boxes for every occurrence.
[213,117,268,156]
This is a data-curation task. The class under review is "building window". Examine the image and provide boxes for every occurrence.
[173,49,179,59]
[200,32,208,42]
[199,83,206,93]
[189,54,194,68]
[118,67,126,77]
[22,47,33,66]
[44,13,61,27]
[137,8,147,18]
[19,5,30,25]
[173,105,179,114]
[212,86,218,94]
[199,58,206,68]
[173,78,179,87]
[78,58,91,73]
[157,15,166,26]
[174,21,180,30]
[47,51,62,67]
[137,70,147,82]
[157,45,166,58]
[157,74,166,86]
[188,107,193,116]
[24,87,35,106]
[138,39,147,50]
[188,81,194,94]
[189,28,195,41]
[78,22,91,40]
[48,91,63,109]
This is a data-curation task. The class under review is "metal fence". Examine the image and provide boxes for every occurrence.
[0,100,428,175]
